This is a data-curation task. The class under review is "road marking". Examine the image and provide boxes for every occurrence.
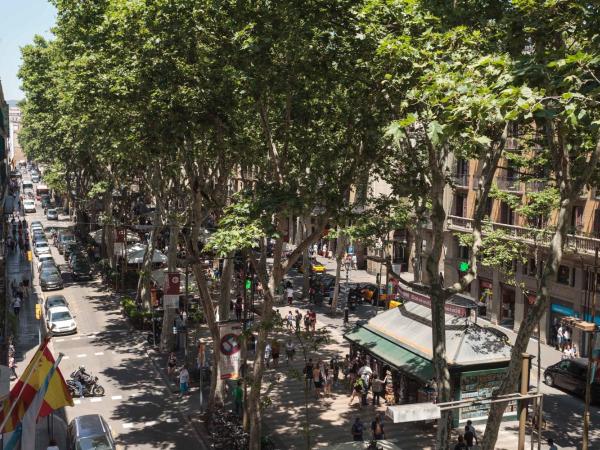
[62,356,70,360]
[55,339,65,342]
[166,418,179,423]
[94,352,104,356]
[111,395,122,400]
[123,423,134,429]
[76,354,87,358]
[144,421,158,426]
[71,337,81,340]
[73,399,81,405]
[90,398,102,403]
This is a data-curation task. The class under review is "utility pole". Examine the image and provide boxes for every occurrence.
[582,244,598,450]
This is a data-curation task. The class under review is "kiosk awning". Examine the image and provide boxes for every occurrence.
[344,327,434,382]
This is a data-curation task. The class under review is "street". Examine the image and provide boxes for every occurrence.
[12,198,200,449]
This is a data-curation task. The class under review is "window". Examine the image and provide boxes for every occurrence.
[455,159,468,177]
[499,201,515,225]
[557,265,570,285]
[458,245,469,260]
[571,205,584,230]
[455,193,467,217]
[485,198,493,219]
[593,208,600,237]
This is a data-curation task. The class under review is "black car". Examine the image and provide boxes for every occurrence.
[67,414,116,450]
[40,267,63,291]
[544,358,600,403]
[64,242,80,259]
[72,259,92,280]
[57,231,76,254]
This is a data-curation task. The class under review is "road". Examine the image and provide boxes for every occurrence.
[26,202,199,449]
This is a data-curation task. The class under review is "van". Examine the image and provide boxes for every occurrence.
[67,414,116,450]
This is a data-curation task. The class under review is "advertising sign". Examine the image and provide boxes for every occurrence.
[164,272,181,295]
[218,322,243,380]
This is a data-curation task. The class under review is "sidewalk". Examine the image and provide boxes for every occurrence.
[315,256,564,370]
[4,194,68,450]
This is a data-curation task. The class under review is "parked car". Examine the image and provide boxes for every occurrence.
[34,241,51,257]
[40,267,63,291]
[46,306,76,335]
[40,260,60,273]
[72,258,93,281]
[45,294,68,312]
[23,199,36,213]
[57,231,76,254]
[30,221,43,232]
[32,233,46,245]
[46,208,59,220]
[67,414,116,450]
[544,358,600,404]
[69,251,86,267]
[37,254,55,271]
[64,242,81,260]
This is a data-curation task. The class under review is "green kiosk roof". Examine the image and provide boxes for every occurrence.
[344,326,434,382]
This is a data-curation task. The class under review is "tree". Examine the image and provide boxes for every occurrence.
[364,1,535,445]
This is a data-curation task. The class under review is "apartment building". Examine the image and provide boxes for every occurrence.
[443,155,600,352]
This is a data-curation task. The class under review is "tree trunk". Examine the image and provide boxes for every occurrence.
[301,215,311,298]
[481,198,570,449]
[427,175,452,450]
[247,234,283,450]
[103,191,115,269]
[137,206,162,308]
[219,253,234,321]
[160,223,179,352]
[331,231,345,312]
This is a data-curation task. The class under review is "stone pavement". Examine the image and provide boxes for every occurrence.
[250,267,533,450]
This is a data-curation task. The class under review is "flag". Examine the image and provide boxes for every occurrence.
[3,356,61,450]
[0,338,73,434]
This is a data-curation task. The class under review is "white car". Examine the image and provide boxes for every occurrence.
[37,254,55,271]
[46,306,77,335]
[31,224,44,234]
[23,200,36,213]
[34,241,51,257]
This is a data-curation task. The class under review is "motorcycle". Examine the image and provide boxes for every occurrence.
[67,373,105,397]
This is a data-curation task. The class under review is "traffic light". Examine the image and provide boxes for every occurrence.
[245,278,252,290]
[459,261,470,272]
[35,304,42,320]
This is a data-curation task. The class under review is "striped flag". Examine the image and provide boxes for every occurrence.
[0,338,73,435]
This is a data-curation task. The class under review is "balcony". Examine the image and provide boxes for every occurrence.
[524,180,546,193]
[496,176,522,192]
[447,215,600,256]
[452,173,469,188]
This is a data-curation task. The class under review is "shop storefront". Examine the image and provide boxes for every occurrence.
[500,284,515,329]
[344,294,515,427]
[478,278,493,320]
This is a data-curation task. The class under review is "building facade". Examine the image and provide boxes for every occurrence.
[442,155,600,352]
[8,106,25,168]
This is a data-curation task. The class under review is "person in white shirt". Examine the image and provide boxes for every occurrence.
[286,286,294,305]
[179,366,189,396]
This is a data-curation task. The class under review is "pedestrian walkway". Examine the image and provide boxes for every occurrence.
[4,193,69,450]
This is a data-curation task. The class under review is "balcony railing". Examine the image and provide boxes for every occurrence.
[496,176,522,192]
[447,215,600,255]
[452,173,469,188]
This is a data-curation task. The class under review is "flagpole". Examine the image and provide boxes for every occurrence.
[0,337,51,434]
[20,353,64,450]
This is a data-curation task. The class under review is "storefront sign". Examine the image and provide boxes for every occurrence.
[218,322,243,380]
[397,285,469,317]
[551,303,575,317]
